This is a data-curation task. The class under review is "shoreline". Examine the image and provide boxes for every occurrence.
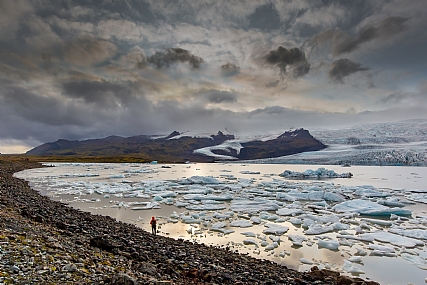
[0,158,380,284]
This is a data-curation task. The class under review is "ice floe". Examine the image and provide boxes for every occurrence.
[332,199,412,216]
[342,259,365,274]
[360,231,424,247]
[15,163,427,284]
[263,224,289,235]
[279,168,352,179]
[318,239,339,250]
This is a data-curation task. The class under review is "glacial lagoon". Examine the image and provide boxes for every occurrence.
[15,163,427,285]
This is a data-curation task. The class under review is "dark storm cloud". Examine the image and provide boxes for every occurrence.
[311,17,409,55]
[378,89,427,106]
[0,81,85,127]
[264,46,310,78]
[266,80,280,88]
[63,37,118,65]
[206,90,238,104]
[62,80,136,108]
[329,58,369,83]
[147,48,204,68]
[248,3,281,31]
[221,63,239,76]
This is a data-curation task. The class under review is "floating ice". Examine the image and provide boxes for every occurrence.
[186,204,226,211]
[259,212,279,221]
[289,218,303,225]
[343,260,365,274]
[368,244,395,253]
[263,223,289,235]
[182,194,233,201]
[288,235,307,246]
[360,218,392,226]
[360,231,423,247]
[332,199,412,216]
[353,188,391,198]
[389,228,427,240]
[276,208,303,216]
[318,239,339,250]
[230,220,253,228]
[279,168,352,179]
[179,176,221,185]
[300,258,313,264]
[250,216,262,224]
[181,216,201,224]
[131,202,160,210]
[377,198,405,207]
[276,191,345,202]
[240,171,260,175]
[332,223,350,230]
[230,199,280,213]
[241,232,256,237]
[401,253,427,270]
[304,224,334,235]
[406,193,427,204]
[347,256,363,263]
[243,239,258,246]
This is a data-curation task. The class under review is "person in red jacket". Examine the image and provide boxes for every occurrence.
[150,216,157,235]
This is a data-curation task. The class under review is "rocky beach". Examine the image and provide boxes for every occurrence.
[0,158,381,284]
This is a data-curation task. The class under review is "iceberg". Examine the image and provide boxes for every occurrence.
[241,232,256,237]
[230,199,280,213]
[289,218,303,225]
[405,193,427,204]
[332,199,412,216]
[401,253,427,270]
[288,235,307,246]
[300,258,313,264]
[230,220,253,228]
[179,176,221,185]
[279,168,352,179]
[304,224,334,235]
[342,260,365,274]
[389,228,427,240]
[182,194,233,201]
[243,239,258,246]
[360,231,424,248]
[360,218,393,226]
[318,239,339,250]
[186,204,226,211]
[131,202,160,210]
[276,191,345,202]
[262,223,289,235]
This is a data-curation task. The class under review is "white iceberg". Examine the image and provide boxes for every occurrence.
[230,220,253,228]
[318,239,339,250]
[342,260,365,274]
[304,224,335,235]
[230,199,280,213]
[360,231,423,247]
[279,168,352,178]
[401,253,427,270]
[262,223,289,235]
[288,235,307,246]
[276,208,303,216]
[332,199,412,216]
[243,239,258,246]
[389,228,427,240]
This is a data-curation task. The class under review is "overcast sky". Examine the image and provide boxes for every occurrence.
[1,0,426,153]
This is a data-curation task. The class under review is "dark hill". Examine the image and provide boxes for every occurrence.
[26,129,326,162]
[237,129,326,160]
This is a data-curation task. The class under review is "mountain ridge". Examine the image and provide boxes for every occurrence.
[26,129,326,162]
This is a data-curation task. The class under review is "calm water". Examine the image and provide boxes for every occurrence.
[15,163,427,285]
